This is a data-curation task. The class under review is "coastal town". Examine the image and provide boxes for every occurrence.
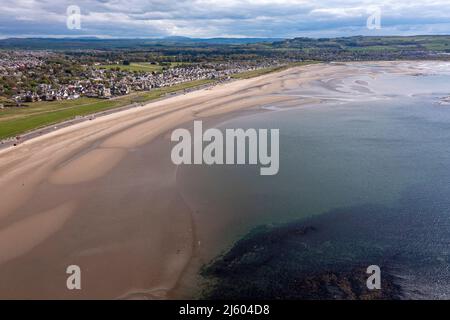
[0,50,284,106]
[2,35,450,108]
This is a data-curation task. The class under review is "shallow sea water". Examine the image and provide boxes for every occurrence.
[177,68,450,298]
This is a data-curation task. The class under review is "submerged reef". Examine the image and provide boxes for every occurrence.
[201,219,402,300]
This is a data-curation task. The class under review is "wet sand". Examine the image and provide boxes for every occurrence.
[0,61,442,299]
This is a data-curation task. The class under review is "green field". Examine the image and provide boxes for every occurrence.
[96,62,188,73]
[0,79,212,140]
[97,62,164,73]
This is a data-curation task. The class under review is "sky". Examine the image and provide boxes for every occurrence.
[0,0,450,39]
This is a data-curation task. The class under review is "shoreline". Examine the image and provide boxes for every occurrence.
[0,62,315,150]
[0,59,442,151]
[0,61,444,299]
[0,80,221,150]
[0,63,321,299]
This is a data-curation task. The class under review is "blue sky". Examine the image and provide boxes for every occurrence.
[1,0,450,38]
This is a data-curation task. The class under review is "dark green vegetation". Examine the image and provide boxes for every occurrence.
[0,56,84,97]
[1,35,449,61]
[275,35,450,51]
[0,37,284,50]
[272,35,450,60]
[0,79,212,140]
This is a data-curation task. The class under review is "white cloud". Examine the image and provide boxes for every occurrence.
[0,0,449,38]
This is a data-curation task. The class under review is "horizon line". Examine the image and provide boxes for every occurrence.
[1,34,450,41]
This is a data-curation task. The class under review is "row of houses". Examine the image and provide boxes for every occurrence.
[11,61,283,103]
[13,82,122,102]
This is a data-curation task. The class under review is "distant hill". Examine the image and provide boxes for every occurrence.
[273,35,450,52]
[162,37,284,44]
[0,37,284,50]
[1,36,449,61]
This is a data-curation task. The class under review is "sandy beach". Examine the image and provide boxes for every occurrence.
[0,61,443,299]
